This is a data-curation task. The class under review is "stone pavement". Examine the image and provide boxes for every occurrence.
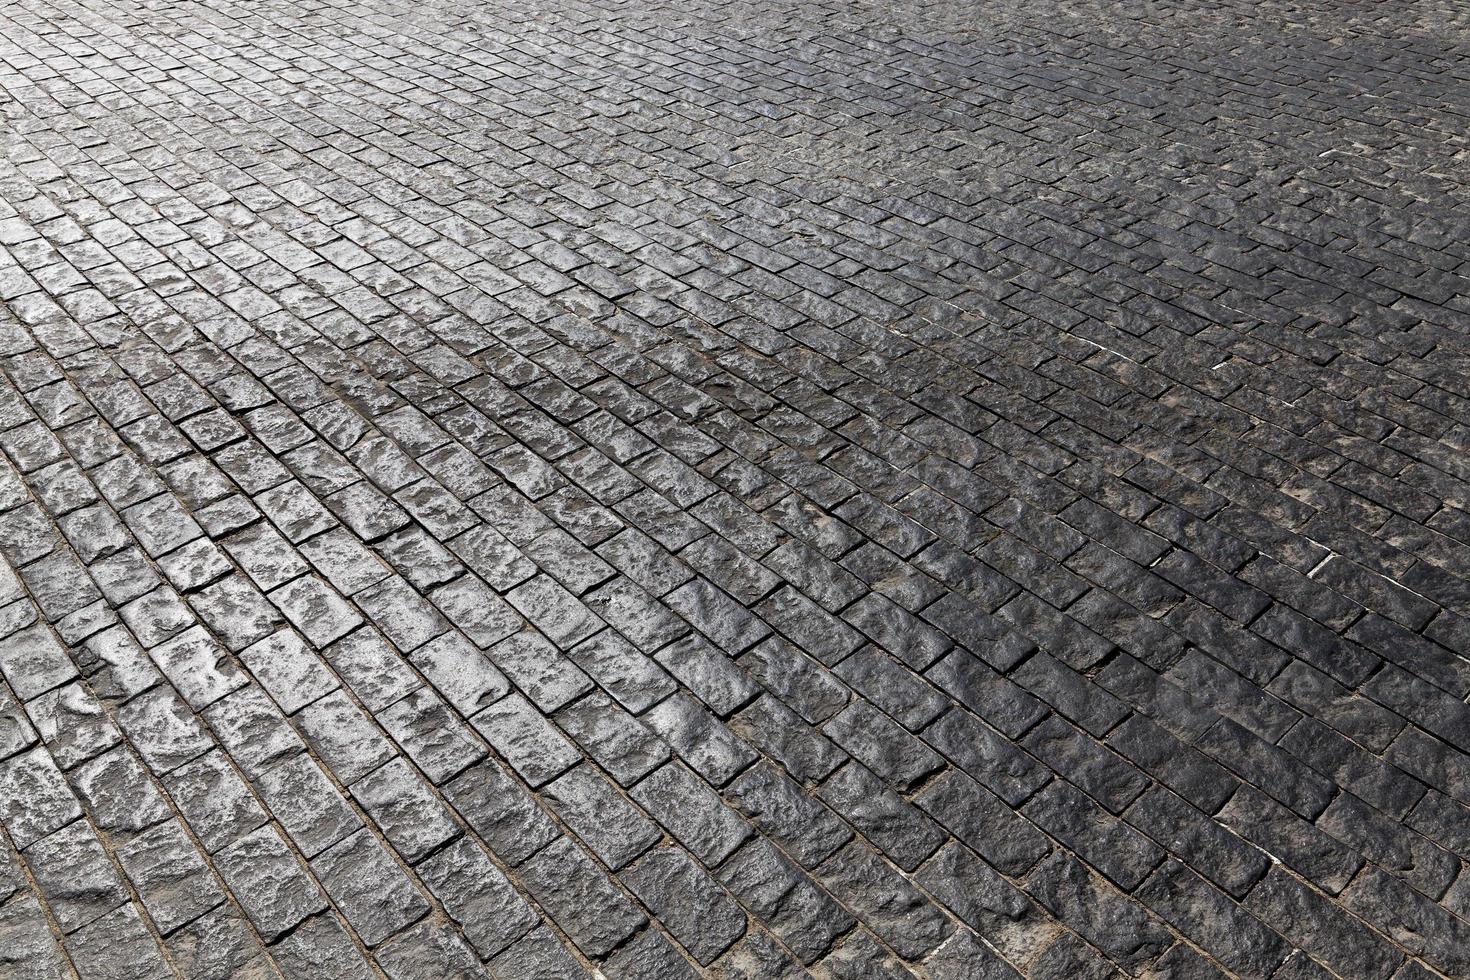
[1,0,1469,975]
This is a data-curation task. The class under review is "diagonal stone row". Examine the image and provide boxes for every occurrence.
[1,0,1469,976]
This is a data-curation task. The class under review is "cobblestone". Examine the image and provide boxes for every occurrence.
[2,0,1469,973]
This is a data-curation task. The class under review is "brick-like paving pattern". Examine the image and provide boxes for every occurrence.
[1,0,1469,974]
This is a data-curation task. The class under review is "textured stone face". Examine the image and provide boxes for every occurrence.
[0,0,1467,975]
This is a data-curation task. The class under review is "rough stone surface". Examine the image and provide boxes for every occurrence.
[0,0,1467,974]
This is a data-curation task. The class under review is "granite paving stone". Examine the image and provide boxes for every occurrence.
[212,824,328,940]
[63,903,174,980]
[23,819,130,933]
[416,837,540,960]
[311,827,432,948]
[113,819,223,935]
[0,894,69,978]
[0,0,1467,973]
[270,912,375,979]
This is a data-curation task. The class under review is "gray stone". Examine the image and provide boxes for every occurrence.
[214,824,328,939]
[23,819,129,932]
[115,819,223,934]
[417,837,539,959]
[517,836,647,958]
[312,828,431,947]
[239,628,339,714]
[622,847,747,964]
[164,749,269,853]
[0,747,82,846]
[0,624,77,701]
[350,756,460,862]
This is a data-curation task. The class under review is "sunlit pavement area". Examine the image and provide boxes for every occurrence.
[2,0,1470,976]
